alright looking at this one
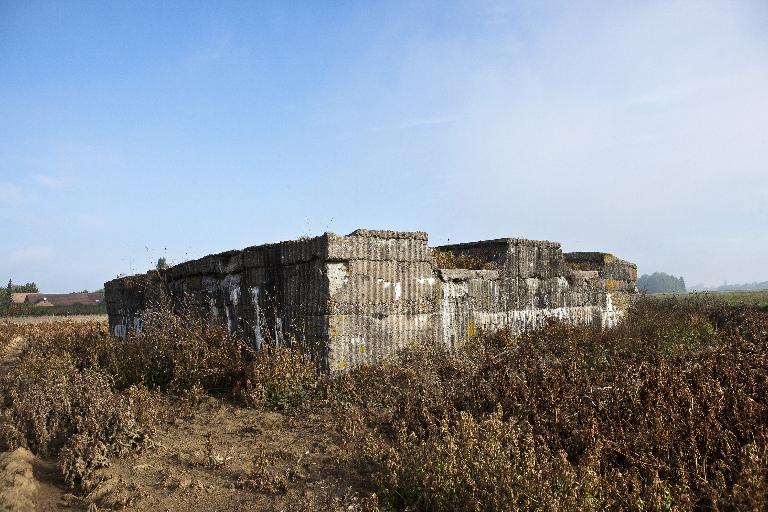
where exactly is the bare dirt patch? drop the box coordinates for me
[0,336,25,373]
[0,448,37,511]
[74,398,371,511]
[0,447,64,512]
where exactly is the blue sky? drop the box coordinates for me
[1,0,767,292]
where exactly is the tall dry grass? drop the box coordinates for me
[331,298,768,511]
[0,305,317,491]
[1,298,767,510]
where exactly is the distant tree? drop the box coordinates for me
[0,281,41,315]
[0,280,12,315]
[11,282,38,293]
[637,272,687,294]
[156,257,169,270]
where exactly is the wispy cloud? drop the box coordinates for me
[7,246,53,266]
[318,0,768,286]
[33,174,75,189]
[76,213,107,230]
[374,115,459,131]
[0,182,24,205]
[184,31,235,68]
[480,0,516,27]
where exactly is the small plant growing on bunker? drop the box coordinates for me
[431,249,496,270]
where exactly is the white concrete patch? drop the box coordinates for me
[209,298,219,318]
[601,293,624,328]
[249,286,263,350]
[327,263,349,297]
[275,317,284,346]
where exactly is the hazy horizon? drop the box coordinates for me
[2,1,767,293]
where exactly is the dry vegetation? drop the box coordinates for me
[431,249,496,270]
[651,290,768,309]
[1,298,767,511]
[0,314,108,325]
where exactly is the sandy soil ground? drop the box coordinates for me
[0,336,26,373]
[0,332,373,511]
[77,399,372,511]
[1,399,370,511]
[0,399,371,512]
[0,448,63,512]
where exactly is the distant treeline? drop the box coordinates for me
[690,281,768,292]
[0,279,106,317]
[0,280,39,314]
[637,272,686,294]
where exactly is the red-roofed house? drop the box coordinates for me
[20,292,104,307]
[10,293,31,304]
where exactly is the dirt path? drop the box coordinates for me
[81,398,373,511]
[0,448,37,511]
[0,336,67,511]
[0,336,25,373]
[0,336,39,512]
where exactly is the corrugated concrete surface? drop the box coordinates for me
[105,229,637,371]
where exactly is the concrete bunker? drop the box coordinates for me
[105,229,637,371]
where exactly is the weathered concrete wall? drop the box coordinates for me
[432,239,636,351]
[104,271,166,338]
[325,230,440,369]
[105,229,637,370]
